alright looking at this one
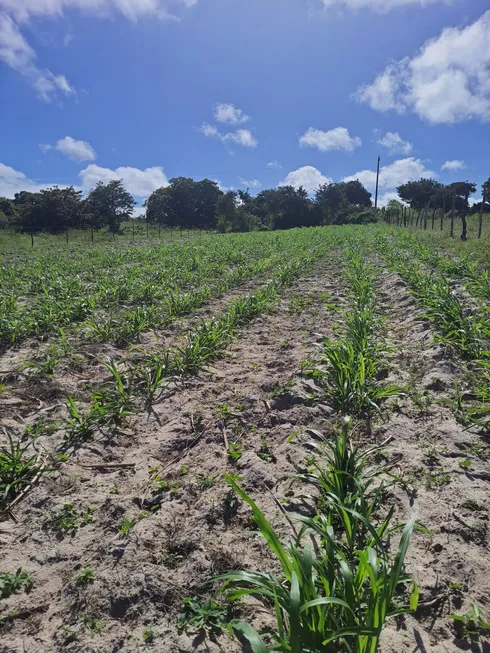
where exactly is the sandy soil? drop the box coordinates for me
[1,254,489,652]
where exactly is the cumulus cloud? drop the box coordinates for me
[299,127,362,152]
[356,11,490,124]
[79,164,168,197]
[39,143,52,153]
[224,129,257,148]
[200,123,258,148]
[377,131,412,155]
[441,159,466,171]
[279,166,332,193]
[0,161,62,197]
[213,103,249,125]
[0,13,75,101]
[238,178,261,188]
[322,0,443,11]
[266,160,282,169]
[55,136,96,162]
[343,157,435,192]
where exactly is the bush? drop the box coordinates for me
[348,209,379,225]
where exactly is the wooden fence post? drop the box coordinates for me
[450,197,455,238]
[479,192,486,240]
[460,209,468,241]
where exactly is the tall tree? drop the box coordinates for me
[397,178,442,210]
[447,181,477,210]
[315,183,349,224]
[13,186,83,233]
[341,180,372,207]
[86,180,135,232]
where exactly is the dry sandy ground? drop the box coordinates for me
[1,256,489,653]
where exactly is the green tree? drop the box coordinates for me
[85,180,135,233]
[341,180,372,207]
[315,183,348,224]
[447,181,477,210]
[13,186,83,233]
[397,178,442,210]
[0,197,16,228]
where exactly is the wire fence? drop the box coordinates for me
[0,221,206,254]
[382,205,490,241]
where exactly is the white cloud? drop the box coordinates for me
[469,196,482,207]
[1,0,197,99]
[79,164,168,197]
[213,103,249,125]
[343,157,435,192]
[55,136,96,162]
[377,191,407,208]
[377,131,412,155]
[441,159,466,171]
[0,13,75,101]
[200,123,258,148]
[299,127,362,152]
[39,143,52,153]
[266,160,282,169]
[356,11,490,124]
[212,179,234,193]
[132,205,147,218]
[224,129,257,148]
[0,0,196,23]
[238,177,261,188]
[322,0,443,11]
[199,122,219,137]
[279,166,332,193]
[0,161,65,197]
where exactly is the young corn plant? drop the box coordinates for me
[212,469,417,652]
[0,429,50,511]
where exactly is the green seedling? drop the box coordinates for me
[0,568,34,598]
[76,568,95,586]
[177,596,229,634]
[227,442,243,462]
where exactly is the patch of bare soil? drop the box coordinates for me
[374,269,490,653]
[0,259,345,652]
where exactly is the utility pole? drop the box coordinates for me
[374,156,380,209]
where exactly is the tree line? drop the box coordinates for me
[0,177,376,234]
[1,174,488,235]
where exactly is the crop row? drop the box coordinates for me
[198,239,417,651]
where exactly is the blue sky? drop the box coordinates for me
[1,0,490,212]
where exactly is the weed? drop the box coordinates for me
[227,442,243,462]
[143,627,155,644]
[257,436,275,463]
[195,474,216,490]
[424,470,452,489]
[449,604,490,641]
[46,503,95,534]
[0,568,34,598]
[76,568,95,585]
[177,596,229,634]
[118,517,136,536]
